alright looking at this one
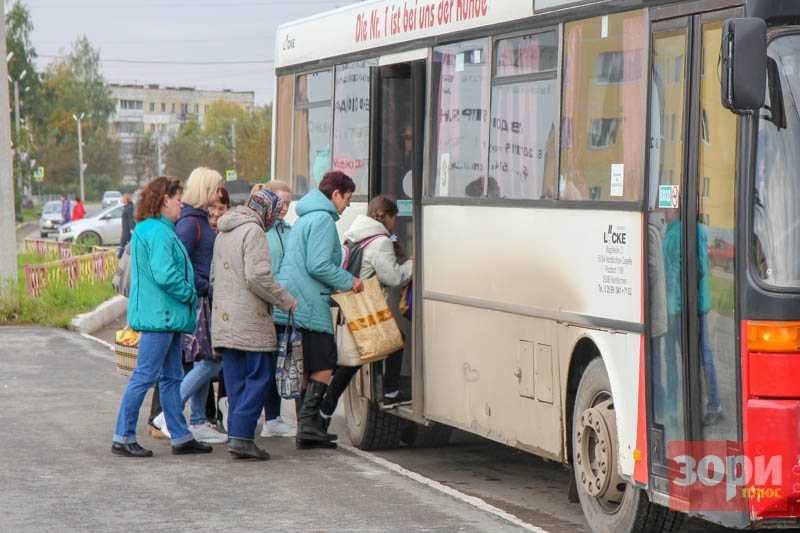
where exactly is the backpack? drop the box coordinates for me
[342,235,384,277]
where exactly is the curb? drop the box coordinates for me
[69,295,127,335]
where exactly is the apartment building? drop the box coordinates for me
[108,83,255,181]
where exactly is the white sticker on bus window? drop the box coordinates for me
[455,53,465,72]
[610,164,624,197]
[658,185,680,209]
[439,153,450,196]
[397,199,413,217]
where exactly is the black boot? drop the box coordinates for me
[228,438,270,460]
[296,380,337,447]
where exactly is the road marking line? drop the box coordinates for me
[80,332,116,352]
[339,443,551,533]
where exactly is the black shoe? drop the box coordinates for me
[297,381,337,442]
[172,438,213,455]
[112,442,153,458]
[227,438,270,460]
[296,437,338,450]
[382,389,411,407]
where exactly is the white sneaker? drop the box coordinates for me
[190,422,229,444]
[260,416,296,438]
[152,412,171,439]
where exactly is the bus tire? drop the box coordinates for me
[344,379,404,450]
[401,421,452,448]
[572,357,684,533]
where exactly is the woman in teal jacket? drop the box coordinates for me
[112,177,211,458]
[274,171,363,448]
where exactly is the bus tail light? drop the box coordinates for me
[742,321,800,521]
[747,321,800,352]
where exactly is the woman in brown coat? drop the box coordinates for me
[211,189,297,460]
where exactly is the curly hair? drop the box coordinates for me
[135,177,183,222]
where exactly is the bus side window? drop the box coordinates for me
[559,10,647,202]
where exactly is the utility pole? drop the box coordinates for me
[73,113,85,202]
[13,80,20,194]
[230,121,237,168]
[0,0,20,295]
[156,135,163,176]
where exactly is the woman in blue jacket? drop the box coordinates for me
[274,171,363,449]
[111,177,211,458]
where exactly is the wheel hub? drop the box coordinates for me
[575,398,624,506]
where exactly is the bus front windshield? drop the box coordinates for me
[754,33,800,288]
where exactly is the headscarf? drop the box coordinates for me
[247,189,283,231]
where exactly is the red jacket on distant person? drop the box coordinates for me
[72,200,85,221]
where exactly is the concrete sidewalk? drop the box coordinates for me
[0,327,527,533]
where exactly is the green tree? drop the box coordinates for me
[204,101,272,181]
[131,132,157,187]
[36,36,122,195]
[164,120,230,180]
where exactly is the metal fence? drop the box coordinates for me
[23,238,73,259]
[23,249,118,298]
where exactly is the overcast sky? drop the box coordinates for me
[22,0,353,106]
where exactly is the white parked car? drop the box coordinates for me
[57,204,124,246]
[39,200,65,238]
[101,190,122,209]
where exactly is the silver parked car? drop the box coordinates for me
[57,204,124,246]
[39,200,65,238]
[101,190,122,209]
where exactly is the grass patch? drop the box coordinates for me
[21,207,39,222]
[0,253,116,328]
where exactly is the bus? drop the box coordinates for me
[272,1,800,531]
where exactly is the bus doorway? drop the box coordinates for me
[344,56,435,449]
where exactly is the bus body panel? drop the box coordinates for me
[421,205,643,468]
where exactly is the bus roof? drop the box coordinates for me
[275,0,536,69]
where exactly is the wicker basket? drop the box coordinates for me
[115,327,140,377]
[115,343,137,376]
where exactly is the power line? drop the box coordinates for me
[27,1,351,7]
[38,54,274,65]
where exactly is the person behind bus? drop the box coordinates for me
[111,177,210,457]
[251,180,297,438]
[119,193,135,259]
[211,189,297,460]
[72,196,86,221]
[319,195,413,420]
[274,171,364,449]
[61,194,72,224]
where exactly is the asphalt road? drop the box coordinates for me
[0,327,533,533]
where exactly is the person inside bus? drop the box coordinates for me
[662,209,722,426]
[319,195,413,419]
[273,171,364,449]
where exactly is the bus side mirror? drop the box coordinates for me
[721,17,767,112]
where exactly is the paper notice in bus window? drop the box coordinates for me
[439,153,450,196]
[455,53,465,72]
[610,164,624,197]
[658,185,680,209]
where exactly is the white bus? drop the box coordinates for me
[273,1,800,531]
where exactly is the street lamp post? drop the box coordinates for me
[72,113,85,202]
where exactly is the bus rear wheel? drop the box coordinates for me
[344,370,405,450]
[572,358,684,533]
